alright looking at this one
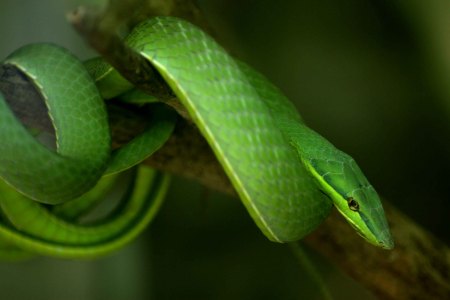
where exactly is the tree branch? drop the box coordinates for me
[305,203,450,299]
[68,1,449,299]
[108,102,450,299]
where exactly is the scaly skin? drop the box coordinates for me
[0,168,170,259]
[0,16,393,258]
[126,17,333,242]
[238,62,393,248]
[0,45,175,258]
[0,44,111,204]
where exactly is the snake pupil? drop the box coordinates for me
[347,197,360,211]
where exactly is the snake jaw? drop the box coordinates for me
[301,153,394,249]
[337,185,394,250]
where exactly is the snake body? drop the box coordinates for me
[0,17,393,258]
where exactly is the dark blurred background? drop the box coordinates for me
[0,0,448,299]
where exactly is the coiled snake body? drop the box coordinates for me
[0,17,393,259]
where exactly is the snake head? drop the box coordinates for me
[305,154,394,250]
[341,184,394,249]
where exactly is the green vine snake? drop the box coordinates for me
[0,17,393,259]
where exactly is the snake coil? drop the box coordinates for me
[0,17,393,259]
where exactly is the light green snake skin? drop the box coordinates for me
[0,17,393,259]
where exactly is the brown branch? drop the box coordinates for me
[68,1,450,299]
[109,87,450,300]
[67,0,215,119]
[67,1,161,92]
[305,203,450,300]
[108,103,233,194]
[67,0,187,118]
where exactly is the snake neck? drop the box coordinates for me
[290,125,394,249]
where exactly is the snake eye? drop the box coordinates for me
[347,197,359,211]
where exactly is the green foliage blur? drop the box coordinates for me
[0,0,448,299]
